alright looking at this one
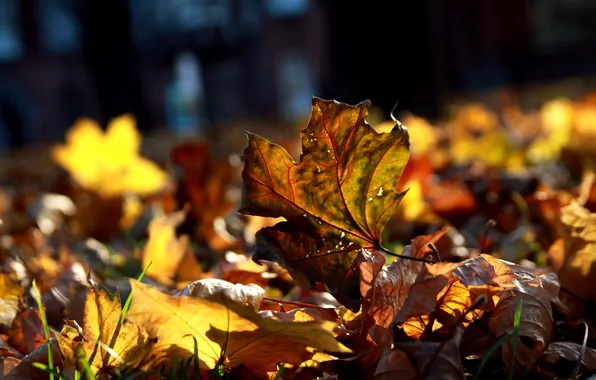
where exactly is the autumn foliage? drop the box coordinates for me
[1,95,596,380]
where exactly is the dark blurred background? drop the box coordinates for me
[1,0,596,149]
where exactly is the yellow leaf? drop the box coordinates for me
[126,280,351,375]
[57,286,150,376]
[449,129,510,166]
[373,115,439,156]
[142,209,204,287]
[52,114,169,197]
[0,274,21,326]
[557,201,596,302]
[401,179,425,221]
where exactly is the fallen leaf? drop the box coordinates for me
[241,97,410,310]
[376,325,466,380]
[2,338,63,380]
[171,141,239,250]
[126,279,351,375]
[142,209,204,287]
[366,228,450,331]
[373,347,417,380]
[52,114,170,197]
[556,200,596,302]
[0,274,21,327]
[175,278,265,311]
[8,307,49,355]
[394,254,556,370]
[537,341,596,378]
[57,286,150,376]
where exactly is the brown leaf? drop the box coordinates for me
[538,341,596,378]
[2,338,63,380]
[366,228,450,331]
[373,347,417,380]
[241,97,411,311]
[8,307,50,355]
[394,254,556,370]
[375,326,465,380]
[171,141,238,250]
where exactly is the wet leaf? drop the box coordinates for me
[241,97,410,308]
[126,279,351,374]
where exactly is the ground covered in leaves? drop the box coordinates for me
[1,95,596,379]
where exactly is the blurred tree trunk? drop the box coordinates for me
[80,0,149,131]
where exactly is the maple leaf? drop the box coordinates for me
[57,286,151,376]
[126,279,351,375]
[52,114,170,198]
[240,97,412,308]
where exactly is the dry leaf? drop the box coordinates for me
[0,274,21,327]
[57,286,150,376]
[557,201,596,302]
[126,279,351,375]
[394,254,556,371]
[175,278,265,311]
[142,209,204,287]
[376,325,466,380]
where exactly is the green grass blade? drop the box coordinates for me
[78,348,96,380]
[473,333,511,380]
[272,360,286,380]
[191,335,201,380]
[121,260,152,322]
[32,280,54,380]
[31,363,64,379]
[509,299,523,380]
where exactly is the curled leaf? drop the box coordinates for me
[175,278,265,311]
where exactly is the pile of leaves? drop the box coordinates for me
[0,95,596,380]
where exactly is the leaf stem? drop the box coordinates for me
[378,246,435,263]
